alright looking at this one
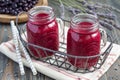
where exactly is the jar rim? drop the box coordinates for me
[71,13,99,31]
[28,6,55,21]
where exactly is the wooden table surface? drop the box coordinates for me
[0,0,120,80]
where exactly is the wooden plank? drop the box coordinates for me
[13,62,21,80]
[24,67,33,80]
[5,25,13,40]
[0,24,6,43]
[104,57,120,80]
[2,60,15,80]
[0,53,8,79]
[0,24,9,79]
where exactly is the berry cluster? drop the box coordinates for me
[0,0,38,15]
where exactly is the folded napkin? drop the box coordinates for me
[0,39,120,80]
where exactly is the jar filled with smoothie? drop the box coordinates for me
[67,14,101,69]
[27,6,59,59]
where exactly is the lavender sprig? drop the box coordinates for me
[76,0,87,5]
[97,12,116,20]
[99,20,113,30]
[96,3,120,14]
[100,14,120,30]
[67,6,78,15]
[107,18,120,30]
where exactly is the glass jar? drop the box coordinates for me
[27,6,59,59]
[67,14,101,69]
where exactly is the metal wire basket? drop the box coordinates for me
[18,19,113,73]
